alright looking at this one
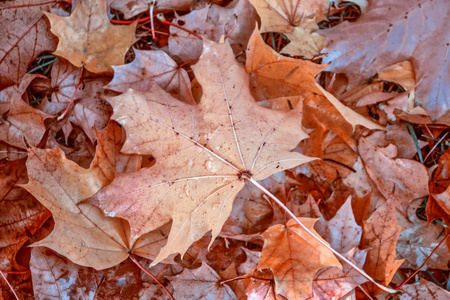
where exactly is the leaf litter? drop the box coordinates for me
[1,0,450,299]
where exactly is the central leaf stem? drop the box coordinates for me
[246,176,397,294]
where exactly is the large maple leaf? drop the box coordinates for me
[92,39,315,265]
[321,0,450,119]
[44,0,137,73]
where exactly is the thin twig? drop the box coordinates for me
[246,176,398,294]
[0,271,19,300]
[57,67,84,121]
[423,132,448,163]
[395,230,450,290]
[129,256,175,300]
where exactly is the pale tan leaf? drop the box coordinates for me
[44,0,137,73]
[20,124,131,270]
[258,218,342,300]
[92,39,314,266]
[248,0,329,33]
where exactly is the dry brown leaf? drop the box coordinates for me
[30,247,170,300]
[321,0,450,119]
[168,262,238,299]
[397,278,450,299]
[168,0,256,62]
[249,0,328,57]
[310,248,368,300]
[317,197,362,253]
[0,0,57,89]
[105,49,194,104]
[0,158,50,271]
[249,0,328,32]
[44,0,137,73]
[396,199,450,270]
[109,0,195,19]
[361,199,404,296]
[246,27,326,103]
[37,59,113,142]
[0,74,49,149]
[281,20,328,59]
[20,124,131,270]
[92,39,314,265]
[258,218,342,300]
[315,83,384,131]
[358,133,429,213]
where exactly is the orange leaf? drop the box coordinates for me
[258,218,342,300]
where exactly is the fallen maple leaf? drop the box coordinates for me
[358,132,429,213]
[361,199,404,296]
[321,0,450,119]
[105,48,195,104]
[0,158,50,271]
[109,0,195,19]
[44,0,137,73]
[249,0,329,58]
[397,278,450,299]
[258,218,342,300]
[0,0,57,89]
[246,27,326,104]
[310,248,368,300]
[396,199,450,270]
[91,39,314,266]
[168,262,238,299]
[30,247,167,299]
[36,59,113,142]
[0,74,49,149]
[168,0,256,62]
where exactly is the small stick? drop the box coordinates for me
[0,271,19,300]
[395,230,450,290]
[247,176,398,294]
[157,13,203,40]
[129,256,175,300]
[224,15,238,41]
[57,67,84,121]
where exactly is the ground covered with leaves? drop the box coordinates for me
[1,0,450,299]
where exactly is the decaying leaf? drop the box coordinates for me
[168,262,238,300]
[0,0,57,89]
[105,49,194,104]
[321,0,450,119]
[258,218,342,300]
[311,248,368,300]
[20,124,130,270]
[44,0,137,73]
[246,27,326,104]
[109,0,195,19]
[168,0,256,62]
[0,74,49,149]
[397,278,450,299]
[361,200,404,296]
[92,39,315,265]
[249,0,328,57]
[358,132,429,213]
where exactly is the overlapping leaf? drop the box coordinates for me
[44,0,137,73]
[321,0,450,119]
[92,39,315,265]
